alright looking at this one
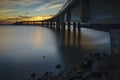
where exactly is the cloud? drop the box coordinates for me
[0,18,20,24]
[7,18,22,20]
[0,9,16,14]
[18,15,32,19]
[24,12,29,15]
[0,0,67,24]
[49,4,64,9]
[0,17,22,22]
[0,0,42,10]
[0,15,32,24]
[0,0,66,15]
[35,0,65,11]
[0,20,7,23]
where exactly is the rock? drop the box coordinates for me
[55,64,61,69]
[106,69,120,80]
[97,54,120,73]
[30,73,36,79]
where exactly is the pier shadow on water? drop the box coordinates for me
[54,28,111,66]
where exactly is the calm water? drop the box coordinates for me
[0,25,110,80]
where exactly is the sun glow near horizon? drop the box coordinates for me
[0,15,53,24]
[0,0,67,24]
[29,15,53,21]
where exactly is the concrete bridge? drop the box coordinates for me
[14,0,120,54]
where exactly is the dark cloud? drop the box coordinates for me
[0,20,6,22]
[0,16,30,23]
[18,15,32,19]
[0,18,22,22]
[0,0,67,24]
[24,12,29,15]
[7,18,21,20]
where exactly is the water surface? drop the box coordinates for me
[0,25,110,80]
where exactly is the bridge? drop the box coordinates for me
[14,0,120,54]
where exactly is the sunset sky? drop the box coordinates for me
[0,0,67,24]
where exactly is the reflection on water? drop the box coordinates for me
[54,28,110,67]
[0,26,63,80]
[81,28,111,53]
[0,25,110,80]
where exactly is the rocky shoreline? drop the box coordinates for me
[24,53,120,80]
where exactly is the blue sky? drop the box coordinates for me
[0,0,67,24]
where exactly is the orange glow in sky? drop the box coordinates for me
[29,16,52,21]
[0,0,66,24]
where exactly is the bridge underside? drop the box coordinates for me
[13,0,120,54]
[89,0,120,24]
[69,0,120,25]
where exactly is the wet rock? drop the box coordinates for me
[97,54,120,73]
[81,72,93,79]
[30,73,36,79]
[26,53,120,80]
[24,78,26,80]
[106,69,120,80]
[55,64,61,69]
[37,78,41,80]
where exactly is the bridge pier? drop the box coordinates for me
[77,22,81,49]
[48,22,50,27]
[110,30,120,54]
[56,21,60,31]
[56,17,61,31]
[48,22,50,28]
[78,22,81,32]
[68,22,71,31]
[42,21,43,26]
[52,22,55,29]
[47,22,49,27]
[62,22,66,31]
[26,21,28,25]
[73,22,76,32]
[50,22,52,28]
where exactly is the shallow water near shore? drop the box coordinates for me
[0,25,110,80]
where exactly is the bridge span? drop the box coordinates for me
[14,0,120,54]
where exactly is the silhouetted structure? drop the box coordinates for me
[13,0,120,54]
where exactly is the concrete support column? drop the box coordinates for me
[73,22,76,31]
[56,17,60,31]
[26,21,28,25]
[62,22,66,31]
[42,21,43,26]
[48,21,50,28]
[50,22,52,28]
[60,14,65,30]
[52,22,55,29]
[56,21,60,31]
[78,22,81,32]
[44,21,47,27]
[110,30,120,54]
[68,22,71,31]
[59,16,62,29]
[77,22,81,49]
[46,22,49,27]
[33,21,35,25]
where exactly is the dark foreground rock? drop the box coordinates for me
[25,53,120,80]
